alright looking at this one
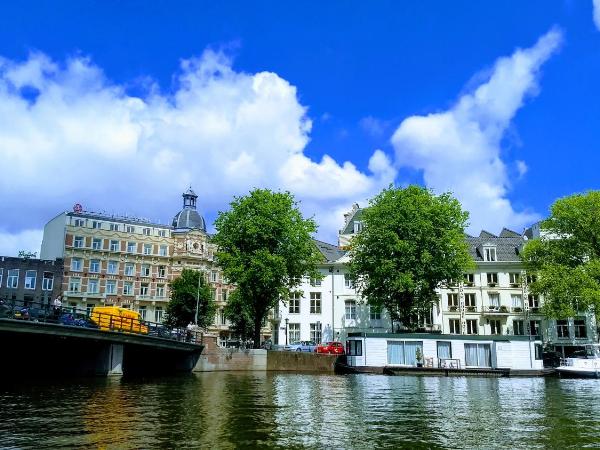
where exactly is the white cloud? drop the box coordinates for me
[594,0,600,30]
[359,116,386,137]
[391,28,562,233]
[0,229,43,257]
[516,160,528,178]
[0,49,394,254]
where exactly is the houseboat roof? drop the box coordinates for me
[347,332,541,342]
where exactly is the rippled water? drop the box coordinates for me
[1,373,599,449]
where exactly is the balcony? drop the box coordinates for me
[268,310,282,322]
[465,306,477,313]
[512,307,523,313]
[447,306,459,312]
[484,306,509,315]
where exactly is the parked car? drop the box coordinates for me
[285,340,318,352]
[316,341,345,355]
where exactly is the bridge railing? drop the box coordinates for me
[0,298,202,345]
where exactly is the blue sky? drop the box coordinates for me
[0,1,599,254]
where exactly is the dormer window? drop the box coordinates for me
[354,221,363,234]
[484,246,497,262]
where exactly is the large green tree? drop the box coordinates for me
[349,185,473,330]
[222,290,254,342]
[212,189,321,348]
[165,268,216,328]
[521,191,600,318]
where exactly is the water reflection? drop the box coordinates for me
[2,374,600,448]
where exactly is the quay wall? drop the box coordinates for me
[266,351,338,372]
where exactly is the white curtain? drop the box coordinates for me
[478,344,491,367]
[388,341,404,364]
[465,344,479,366]
[437,341,452,359]
[404,342,422,365]
[465,343,491,367]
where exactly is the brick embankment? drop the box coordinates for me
[266,351,339,373]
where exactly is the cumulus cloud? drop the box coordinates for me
[391,28,562,233]
[0,49,395,254]
[594,0,600,30]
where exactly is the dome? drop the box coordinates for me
[172,187,206,231]
[172,208,206,231]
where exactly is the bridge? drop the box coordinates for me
[0,301,204,377]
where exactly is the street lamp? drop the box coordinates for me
[285,318,289,346]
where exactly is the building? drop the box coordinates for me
[0,255,63,306]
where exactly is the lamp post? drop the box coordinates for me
[285,318,289,346]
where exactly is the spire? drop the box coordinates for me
[182,186,198,210]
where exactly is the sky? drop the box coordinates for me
[1,1,600,256]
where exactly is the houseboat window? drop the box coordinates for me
[575,319,587,339]
[437,341,452,359]
[387,341,423,366]
[347,340,362,356]
[557,320,570,338]
[535,344,543,360]
[464,343,491,367]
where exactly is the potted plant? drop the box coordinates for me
[415,347,423,367]
[499,305,508,313]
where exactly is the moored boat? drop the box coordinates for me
[557,345,600,378]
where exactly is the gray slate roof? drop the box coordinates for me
[466,230,524,262]
[313,239,347,262]
[340,208,364,235]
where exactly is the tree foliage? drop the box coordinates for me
[521,191,600,318]
[223,290,254,341]
[349,185,473,329]
[212,189,321,348]
[165,268,216,328]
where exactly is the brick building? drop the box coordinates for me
[0,256,63,306]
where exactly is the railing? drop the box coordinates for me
[0,298,201,344]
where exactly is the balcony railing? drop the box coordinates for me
[466,306,477,312]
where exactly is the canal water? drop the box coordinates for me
[1,373,599,449]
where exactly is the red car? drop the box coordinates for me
[315,341,345,355]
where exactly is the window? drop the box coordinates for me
[466,319,478,335]
[90,259,100,273]
[289,292,301,314]
[105,280,116,295]
[221,289,228,302]
[465,293,476,308]
[288,323,300,343]
[530,320,541,336]
[490,319,501,335]
[138,306,147,320]
[210,271,218,283]
[0,268,3,286]
[535,344,543,360]
[344,300,356,320]
[486,273,498,286]
[310,293,322,314]
[344,274,353,288]
[488,293,500,309]
[73,219,84,227]
[7,269,19,288]
[575,319,587,339]
[92,238,102,250]
[92,221,102,229]
[109,223,119,231]
[110,240,119,252]
[155,307,163,323]
[71,258,82,272]
[464,273,474,286]
[69,277,81,292]
[24,270,36,289]
[370,305,381,321]
[156,284,165,298]
[354,221,363,233]
[513,320,525,336]
[526,274,537,284]
[219,309,226,325]
[557,320,570,338]
[310,277,321,287]
[464,343,491,367]
[159,245,168,256]
[484,247,497,262]
[448,293,459,309]
[141,264,151,277]
[42,272,53,291]
[449,319,460,334]
[124,263,134,276]
[346,340,363,356]
[107,260,118,274]
[387,341,423,366]
[437,341,452,359]
[126,225,135,233]
[127,241,136,253]
[142,227,151,236]
[511,294,523,311]
[74,236,84,248]
[123,281,133,296]
[509,273,521,286]
[158,229,166,237]
[310,322,322,343]
[143,244,152,255]
[158,265,166,278]
[140,283,149,297]
[88,279,99,294]
[528,295,540,310]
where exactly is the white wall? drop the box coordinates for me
[40,212,67,259]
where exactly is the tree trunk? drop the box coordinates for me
[253,317,262,349]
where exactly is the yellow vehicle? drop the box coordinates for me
[90,306,148,334]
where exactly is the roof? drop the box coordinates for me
[467,230,524,262]
[172,208,206,231]
[67,211,170,229]
[313,239,346,263]
[340,207,364,235]
[347,332,540,342]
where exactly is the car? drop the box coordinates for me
[315,341,345,355]
[285,340,318,352]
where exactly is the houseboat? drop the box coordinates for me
[556,344,600,378]
[343,332,544,376]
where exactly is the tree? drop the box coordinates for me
[165,268,216,328]
[521,191,600,319]
[222,290,254,342]
[212,189,321,348]
[349,185,473,330]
